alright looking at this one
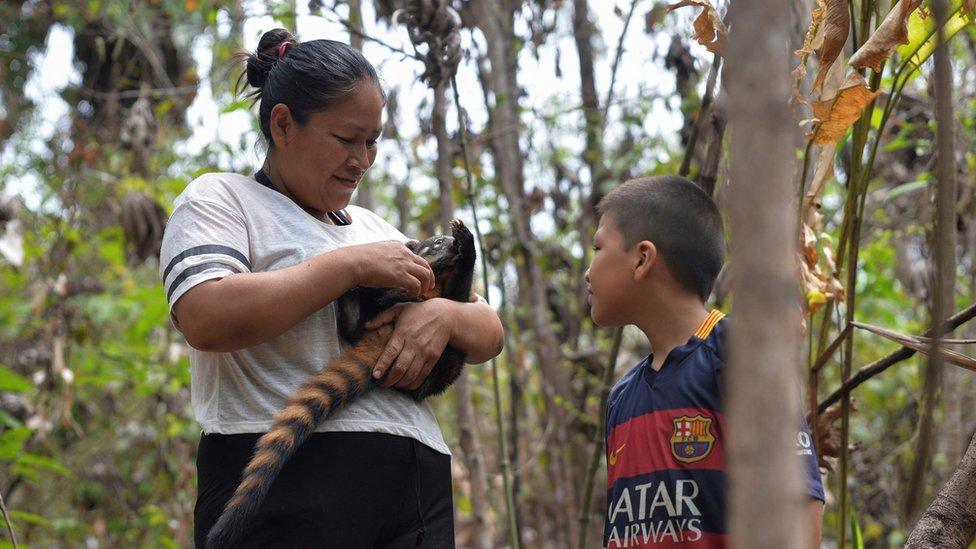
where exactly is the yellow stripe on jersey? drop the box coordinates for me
[694,309,725,340]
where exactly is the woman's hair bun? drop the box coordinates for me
[244,28,297,90]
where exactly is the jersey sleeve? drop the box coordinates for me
[159,198,252,319]
[710,320,824,502]
[796,416,826,502]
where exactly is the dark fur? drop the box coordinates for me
[205,220,475,548]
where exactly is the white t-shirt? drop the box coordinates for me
[159,172,449,455]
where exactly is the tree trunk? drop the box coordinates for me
[346,0,374,211]
[472,1,577,546]
[724,0,809,547]
[571,0,608,360]
[904,0,958,525]
[905,433,976,548]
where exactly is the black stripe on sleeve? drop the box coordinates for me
[162,245,251,282]
[166,262,242,302]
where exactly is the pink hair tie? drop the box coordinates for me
[278,41,289,58]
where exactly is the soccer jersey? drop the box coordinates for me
[604,310,825,548]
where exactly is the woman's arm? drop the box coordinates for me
[365,296,505,389]
[173,241,434,352]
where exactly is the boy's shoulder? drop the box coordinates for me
[700,314,729,365]
[608,312,729,410]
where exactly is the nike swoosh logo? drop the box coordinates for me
[609,444,626,466]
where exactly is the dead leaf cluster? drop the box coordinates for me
[394,0,463,87]
[666,0,726,55]
[120,193,168,266]
[849,0,923,72]
[800,217,845,313]
[815,401,857,471]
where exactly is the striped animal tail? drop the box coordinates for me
[205,334,384,548]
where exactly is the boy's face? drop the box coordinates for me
[585,215,635,327]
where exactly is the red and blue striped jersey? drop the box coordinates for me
[604,310,825,548]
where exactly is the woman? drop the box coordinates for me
[159,28,503,548]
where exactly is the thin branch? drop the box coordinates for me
[601,0,643,126]
[679,53,722,177]
[74,84,200,100]
[817,303,976,415]
[0,486,18,548]
[811,323,853,374]
[321,9,422,61]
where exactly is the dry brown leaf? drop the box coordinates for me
[812,0,851,94]
[796,0,827,58]
[792,0,824,103]
[667,0,727,54]
[808,72,880,145]
[852,321,976,372]
[849,0,922,72]
[803,143,838,222]
[791,63,808,105]
[966,0,975,13]
[814,401,857,471]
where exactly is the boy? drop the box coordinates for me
[585,176,824,548]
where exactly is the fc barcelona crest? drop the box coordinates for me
[670,415,715,464]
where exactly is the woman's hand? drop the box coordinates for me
[342,240,434,297]
[366,299,456,390]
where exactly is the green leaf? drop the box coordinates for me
[884,180,928,200]
[16,453,71,477]
[849,505,865,549]
[221,98,251,114]
[9,510,53,529]
[0,364,32,393]
[0,427,31,460]
[0,410,22,429]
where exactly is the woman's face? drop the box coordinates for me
[271,80,384,215]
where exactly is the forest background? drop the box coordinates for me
[0,0,975,547]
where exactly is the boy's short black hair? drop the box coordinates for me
[597,175,725,302]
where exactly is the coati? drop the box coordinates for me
[205,219,476,549]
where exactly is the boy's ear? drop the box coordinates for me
[633,240,657,282]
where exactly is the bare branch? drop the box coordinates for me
[817,303,976,415]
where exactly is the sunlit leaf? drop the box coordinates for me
[0,363,32,393]
[850,0,922,72]
[897,1,970,75]
[850,506,865,549]
[667,0,727,54]
[0,427,30,460]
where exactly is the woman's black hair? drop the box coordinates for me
[238,28,384,145]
